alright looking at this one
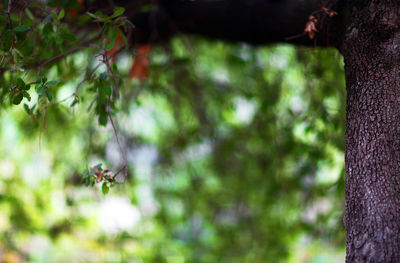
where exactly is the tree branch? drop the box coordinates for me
[129,0,343,47]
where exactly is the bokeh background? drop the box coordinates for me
[0,35,346,262]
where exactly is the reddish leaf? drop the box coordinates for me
[304,16,318,39]
[129,45,152,81]
[106,31,124,60]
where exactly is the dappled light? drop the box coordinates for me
[0,1,349,262]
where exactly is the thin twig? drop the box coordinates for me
[7,0,12,14]
[103,52,120,99]
[108,107,128,180]
[32,34,102,71]
[74,46,124,94]
[285,32,307,41]
[37,45,86,68]
[75,63,102,94]
[46,93,75,107]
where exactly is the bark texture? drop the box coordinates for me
[341,0,400,261]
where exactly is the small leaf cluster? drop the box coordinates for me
[41,11,78,44]
[83,71,115,126]
[10,77,31,105]
[0,6,79,72]
[0,2,130,193]
[87,7,131,51]
[82,164,115,195]
[36,76,57,102]
[96,72,112,126]
[16,76,58,119]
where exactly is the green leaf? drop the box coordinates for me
[42,14,53,25]
[99,72,108,81]
[70,98,79,107]
[46,80,59,86]
[25,8,35,20]
[59,27,77,42]
[43,23,53,35]
[58,9,65,20]
[13,25,31,32]
[99,113,108,126]
[23,92,31,101]
[89,169,96,176]
[110,7,125,19]
[45,89,53,101]
[12,48,24,58]
[16,78,25,89]
[112,63,118,72]
[103,85,112,96]
[2,30,13,51]
[22,84,31,91]
[86,12,98,19]
[117,28,128,49]
[102,182,110,194]
[85,177,90,187]
[12,93,23,105]
[87,11,107,22]
[93,163,103,170]
[99,85,108,100]
[105,28,117,51]
[36,85,45,96]
[23,103,31,114]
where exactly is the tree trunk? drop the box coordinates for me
[341,1,400,261]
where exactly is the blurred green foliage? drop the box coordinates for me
[0,1,346,262]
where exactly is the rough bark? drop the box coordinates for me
[340,1,400,261]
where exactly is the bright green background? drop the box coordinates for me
[0,3,346,261]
